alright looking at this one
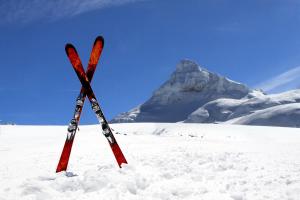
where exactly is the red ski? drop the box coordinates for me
[64,41,127,168]
[56,36,104,172]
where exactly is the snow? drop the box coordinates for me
[185,89,300,127]
[1,123,300,199]
[226,103,300,127]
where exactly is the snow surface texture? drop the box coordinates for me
[112,60,300,128]
[1,124,300,200]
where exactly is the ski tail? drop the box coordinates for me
[110,142,128,168]
[56,139,74,172]
[56,36,104,173]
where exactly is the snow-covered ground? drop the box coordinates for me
[0,123,300,200]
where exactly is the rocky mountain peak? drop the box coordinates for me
[175,59,202,73]
[166,59,210,93]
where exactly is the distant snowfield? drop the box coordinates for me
[0,123,300,200]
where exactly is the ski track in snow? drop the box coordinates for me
[0,123,300,200]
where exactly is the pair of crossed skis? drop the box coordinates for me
[56,36,127,173]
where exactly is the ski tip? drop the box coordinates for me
[94,36,104,47]
[65,43,77,56]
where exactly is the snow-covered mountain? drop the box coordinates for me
[186,90,300,127]
[112,59,254,123]
[112,59,300,128]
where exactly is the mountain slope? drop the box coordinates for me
[112,59,253,123]
[185,89,300,127]
[226,103,300,127]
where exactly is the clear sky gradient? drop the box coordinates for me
[1,0,300,125]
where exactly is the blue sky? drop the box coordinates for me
[1,0,300,125]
